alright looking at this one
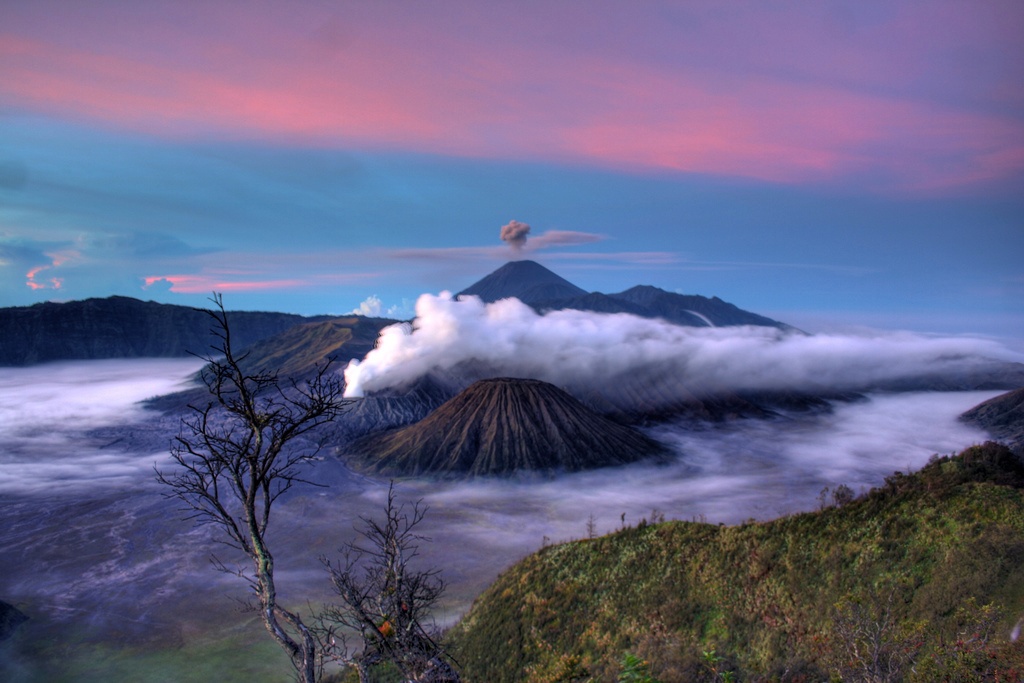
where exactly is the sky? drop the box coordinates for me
[1,1,1022,341]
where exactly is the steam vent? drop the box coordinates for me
[349,377,666,477]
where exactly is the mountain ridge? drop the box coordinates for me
[961,387,1024,456]
[0,296,341,366]
[457,259,793,329]
[448,441,1024,680]
[1,261,792,366]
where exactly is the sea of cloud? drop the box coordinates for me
[0,346,1007,679]
[411,389,999,543]
[0,358,205,495]
[334,292,1017,573]
[2,300,1015,505]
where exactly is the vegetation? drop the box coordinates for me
[156,295,457,682]
[156,294,351,682]
[448,442,1024,681]
[320,483,460,682]
[236,317,392,379]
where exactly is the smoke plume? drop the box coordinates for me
[343,293,1022,401]
[500,220,531,250]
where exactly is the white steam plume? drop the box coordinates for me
[343,293,1022,399]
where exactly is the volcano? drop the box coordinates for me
[348,377,667,477]
[457,260,792,329]
[457,259,587,305]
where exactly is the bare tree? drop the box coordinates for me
[320,483,460,682]
[828,579,924,683]
[156,293,350,683]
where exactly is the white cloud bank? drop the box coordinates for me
[344,293,1023,399]
[410,390,1001,550]
[0,358,205,495]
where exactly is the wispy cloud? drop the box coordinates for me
[25,249,77,290]
[680,259,876,276]
[542,252,871,274]
[383,229,606,262]
[527,230,603,249]
[1,236,74,293]
[384,246,508,262]
[142,275,307,294]
[142,254,383,295]
[542,252,681,266]
[1,224,386,304]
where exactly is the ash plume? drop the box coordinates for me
[500,220,531,250]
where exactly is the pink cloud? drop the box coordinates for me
[24,250,76,290]
[25,265,62,291]
[2,2,1021,193]
[142,258,380,294]
[0,35,439,144]
[143,275,307,294]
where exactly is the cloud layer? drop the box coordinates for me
[3,2,1021,191]
[0,358,204,495]
[344,294,1022,403]
[0,357,1000,678]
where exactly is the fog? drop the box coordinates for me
[409,390,1000,543]
[0,359,206,495]
[0,357,1008,681]
[344,294,1021,404]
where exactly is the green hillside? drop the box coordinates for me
[448,443,1024,682]
[236,316,394,378]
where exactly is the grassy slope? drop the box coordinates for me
[448,443,1024,681]
[238,316,394,378]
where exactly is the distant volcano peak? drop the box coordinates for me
[455,260,792,329]
[457,260,587,305]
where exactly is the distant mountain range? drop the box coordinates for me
[0,260,787,367]
[458,260,793,329]
[0,296,353,366]
[6,261,1023,478]
[961,388,1024,456]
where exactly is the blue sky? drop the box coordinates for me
[1,1,1022,341]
